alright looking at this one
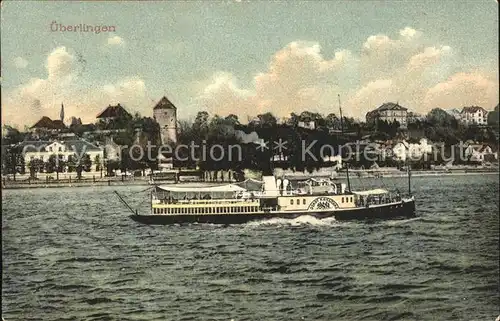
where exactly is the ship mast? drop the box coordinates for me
[407,155,412,196]
[338,94,351,193]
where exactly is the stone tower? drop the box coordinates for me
[153,96,177,145]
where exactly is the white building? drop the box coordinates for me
[461,106,488,125]
[298,121,316,130]
[392,138,433,161]
[104,137,121,161]
[366,102,408,127]
[464,143,498,163]
[21,139,104,172]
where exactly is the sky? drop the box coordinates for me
[1,0,498,128]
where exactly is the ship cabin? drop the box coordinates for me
[259,176,401,212]
[151,184,260,215]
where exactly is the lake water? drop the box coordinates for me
[2,174,499,321]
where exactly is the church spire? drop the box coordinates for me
[60,103,65,122]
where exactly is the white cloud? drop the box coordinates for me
[198,41,354,120]
[107,35,125,46]
[13,57,28,69]
[407,46,452,72]
[2,46,149,127]
[46,46,75,81]
[424,72,499,110]
[347,79,394,117]
[399,27,421,40]
[196,26,497,120]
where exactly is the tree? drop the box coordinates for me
[105,159,120,176]
[3,145,25,179]
[82,154,92,172]
[45,154,57,173]
[287,113,300,127]
[325,113,340,130]
[67,153,90,178]
[225,114,240,126]
[426,108,458,128]
[28,158,44,178]
[253,112,277,128]
[193,111,210,139]
[487,104,499,128]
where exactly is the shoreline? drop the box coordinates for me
[1,170,498,190]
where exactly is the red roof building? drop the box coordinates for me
[96,103,132,120]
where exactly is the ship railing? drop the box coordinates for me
[354,192,403,207]
[154,198,260,205]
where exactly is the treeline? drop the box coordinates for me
[2,107,498,176]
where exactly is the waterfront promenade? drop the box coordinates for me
[2,168,498,189]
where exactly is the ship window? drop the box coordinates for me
[296,199,300,205]
[303,199,306,205]
[290,199,294,205]
[350,197,353,203]
[341,197,344,203]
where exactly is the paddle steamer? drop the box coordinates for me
[124,95,415,225]
[127,176,415,225]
